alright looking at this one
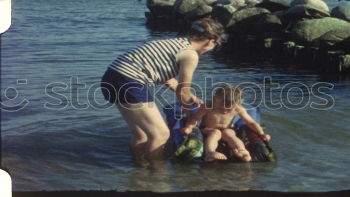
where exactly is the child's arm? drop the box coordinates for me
[165,78,178,92]
[181,104,207,135]
[236,106,271,142]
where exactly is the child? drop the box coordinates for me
[181,84,271,162]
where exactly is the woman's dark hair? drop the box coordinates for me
[188,18,228,46]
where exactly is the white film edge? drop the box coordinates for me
[0,169,12,197]
[0,0,12,34]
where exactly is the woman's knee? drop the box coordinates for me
[148,126,170,143]
[132,133,148,145]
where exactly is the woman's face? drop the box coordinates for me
[199,39,217,54]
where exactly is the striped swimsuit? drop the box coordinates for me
[108,37,193,86]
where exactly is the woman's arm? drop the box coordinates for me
[176,49,203,116]
[182,104,207,135]
[236,106,271,141]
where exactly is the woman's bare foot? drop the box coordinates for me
[234,149,251,162]
[205,152,227,162]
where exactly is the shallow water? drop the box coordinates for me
[1,0,350,192]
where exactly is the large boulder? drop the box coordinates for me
[204,0,218,5]
[174,0,213,18]
[147,0,176,16]
[245,0,259,7]
[257,0,291,13]
[331,6,350,22]
[290,17,350,44]
[216,0,232,4]
[254,13,284,35]
[185,4,213,19]
[315,30,350,50]
[285,4,330,20]
[227,7,271,34]
[216,0,253,9]
[174,0,203,15]
[291,0,329,12]
[212,4,237,26]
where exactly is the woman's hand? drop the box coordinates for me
[181,93,203,116]
[192,94,204,107]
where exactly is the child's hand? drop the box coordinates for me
[181,127,192,135]
[192,95,204,107]
[261,133,271,142]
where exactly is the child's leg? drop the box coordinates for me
[117,102,170,162]
[202,128,227,161]
[221,128,251,162]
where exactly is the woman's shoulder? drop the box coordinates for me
[177,48,198,57]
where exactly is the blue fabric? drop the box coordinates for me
[163,103,260,150]
[232,103,261,131]
[101,68,154,104]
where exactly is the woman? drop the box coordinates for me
[101,18,226,164]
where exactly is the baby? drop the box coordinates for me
[181,84,271,162]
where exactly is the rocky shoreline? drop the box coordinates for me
[145,0,350,74]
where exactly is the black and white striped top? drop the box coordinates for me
[109,37,193,85]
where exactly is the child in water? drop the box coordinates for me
[181,84,271,162]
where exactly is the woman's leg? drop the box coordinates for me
[117,102,170,161]
[128,124,148,166]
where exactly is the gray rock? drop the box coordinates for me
[291,0,329,13]
[316,29,350,49]
[174,0,215,19]
[204,0,218,5]
[255,13,283,33]
[217,0,246,9]
[212,4,237,26]
[227,7,271,34]
[230,0,247,9]
[285,4,330,20]
[174,0,202,15]
[245,0,259,7]
[291,17,350,43]
[185,4,213,19]
[331,6,350,22]
[227,7,271,27]
[216,0,232,4]
[147,0,176,7]
[257,0,290,12]
[147,0,176,16]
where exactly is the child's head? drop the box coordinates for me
[188,18,227,47]
[214,84,243,109]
